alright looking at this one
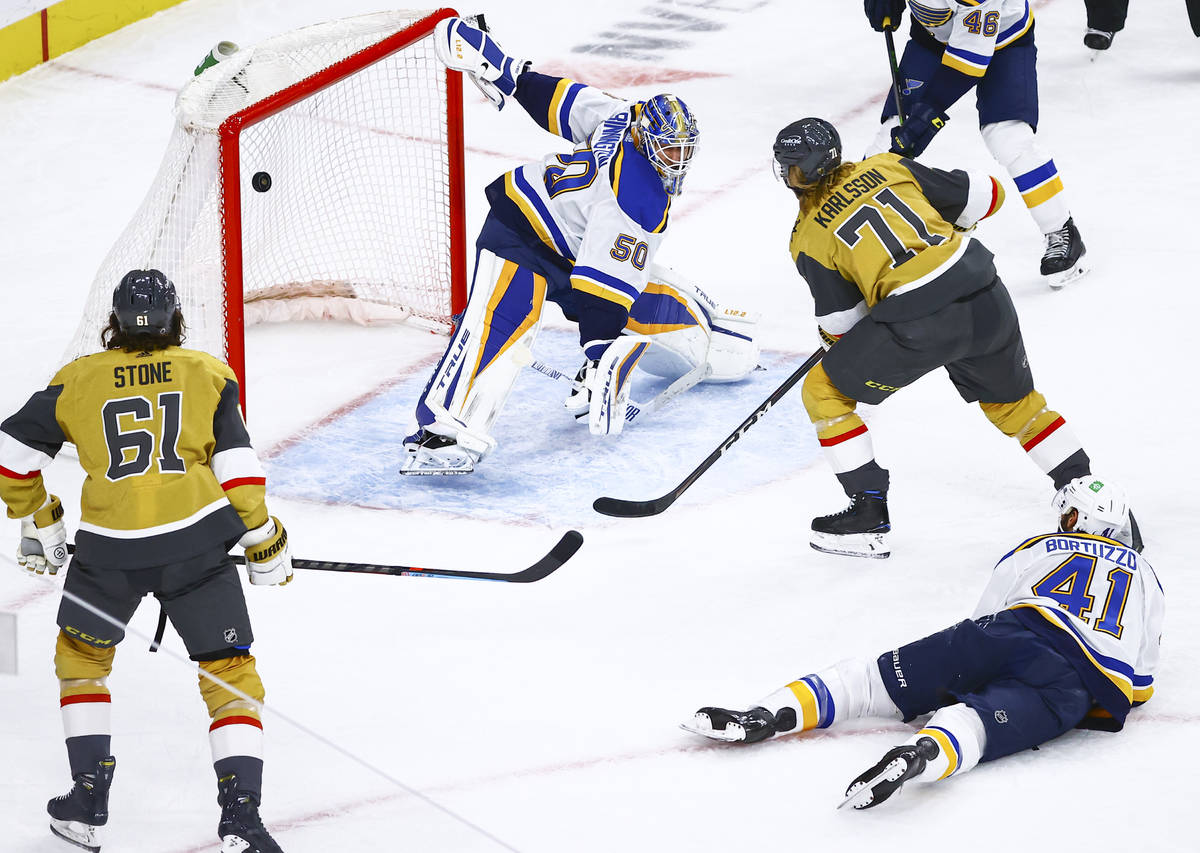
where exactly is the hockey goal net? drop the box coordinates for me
[62,9,466,410]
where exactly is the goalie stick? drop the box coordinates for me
[65,530,583,583]
[593,349,823,518]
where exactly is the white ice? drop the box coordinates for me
[1,0,1197,850]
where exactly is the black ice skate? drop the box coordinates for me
[810,491,891,559]
[1040,216,1089,289]
[1084,28,1114,50]
[218,775,284,853]
[839,736,939,810]
[47,756,115,853]
[680,706,785,743]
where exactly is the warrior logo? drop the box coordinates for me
[224,627,239,644]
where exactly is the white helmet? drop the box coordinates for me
[1051,477,1132,545]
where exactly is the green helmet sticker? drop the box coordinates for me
[1089,480,1104,493]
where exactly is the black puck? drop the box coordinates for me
[251,171,272,192]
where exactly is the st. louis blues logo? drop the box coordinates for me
[909,1,953,27]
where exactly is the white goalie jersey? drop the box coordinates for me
[499,78,672,313]
[972,532,1164,726]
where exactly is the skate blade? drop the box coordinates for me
[50,818,101,852]
[1045,259,1090,290]
[220,834,252,853]
[837,760,905,810]
[679,714,745,742]
[809,531,890,559]
[399,447,476,476]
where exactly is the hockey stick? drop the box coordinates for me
[65,530,583,583]
[592,349,823,518]
[883,18,907,124]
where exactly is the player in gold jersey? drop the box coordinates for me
[773,118,1131,559]
[0,270,289,852]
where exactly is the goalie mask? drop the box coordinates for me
[1052,477,1132,545]
[773,117,842,190]
[112,268,180,335]
[633,94,699,196]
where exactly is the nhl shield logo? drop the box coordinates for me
[223,627,238,644]
[994,709,1009,724]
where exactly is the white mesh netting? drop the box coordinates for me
[63,10,459,367]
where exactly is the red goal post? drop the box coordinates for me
[62,9,468,414]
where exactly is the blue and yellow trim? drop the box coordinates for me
[920,726,961,779]
[1014,160,1064,209]
[911,1,954,27]
[786,674,837,730]
[1011,603,1138,705]
[997,3,1033,48]
[547,77,585,140]
[466,261,546,399]
[943,45,990,77]
[610,140,672,234]
[570,265,640,309]
[625,283,703,335]
[505,169,574,260]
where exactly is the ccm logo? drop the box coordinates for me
[865,380,899,392]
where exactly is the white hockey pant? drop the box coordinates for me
[414,249,547,459]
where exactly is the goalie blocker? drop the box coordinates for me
[402,260,758,475]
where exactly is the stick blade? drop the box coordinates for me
[592,495,674,518]
[508,529,584,582]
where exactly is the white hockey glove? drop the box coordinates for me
[433,16,530,110]
[240,516,293,586]
[17,494,68,576]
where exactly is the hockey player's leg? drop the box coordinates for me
[980,391,1091,489]
[683,657,901,743]
[432,16,530,110]
[50,632,117,852]
[404,251,547,474]
[802,364,891,558]
[842,704,986,809]
[199,657,283,853]
[980,118,1087,288]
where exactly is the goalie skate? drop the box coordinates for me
[680,706,777,743]
[400,430,478,476]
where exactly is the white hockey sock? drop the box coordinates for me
[757,657,901,734]
[981,120,1071,234]
[907,703,986,784]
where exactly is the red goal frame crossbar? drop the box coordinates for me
[218,8,467,415]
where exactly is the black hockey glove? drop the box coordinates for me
[864,0,906,32]
[889,103,949,158]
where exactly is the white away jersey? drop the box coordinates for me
[502,77,672,311]
[907,0,1034,76]
[972,532,1164,725]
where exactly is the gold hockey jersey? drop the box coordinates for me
[789,153,1005,333]
[0,346,268,570]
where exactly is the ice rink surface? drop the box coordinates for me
[1,0,1197,850]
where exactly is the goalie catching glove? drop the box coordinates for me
[433,16,530,110]
[16,494,68,575]
[239,516,293,586]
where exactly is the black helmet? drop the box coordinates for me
[112,269,179,335]
[773,118,842,188]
